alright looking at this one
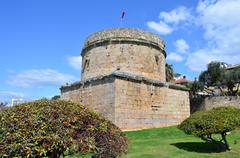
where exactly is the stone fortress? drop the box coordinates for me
[61,28,190,130]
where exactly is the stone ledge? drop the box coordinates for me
[112,71,189,91]
[60,75,115,93]
[60,71,189,93]
[84,28,164,48]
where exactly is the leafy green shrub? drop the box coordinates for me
[0,99,128,157]
[178,107,240,150]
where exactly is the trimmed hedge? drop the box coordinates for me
[0,99,128,157]
[178,106,240,150]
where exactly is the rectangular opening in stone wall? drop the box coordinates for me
[82,58,90,73]
[155,56,159,65]
[151,105,161,111]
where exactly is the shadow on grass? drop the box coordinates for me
[171,141,227,153]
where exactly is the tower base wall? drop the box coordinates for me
[61,72,190,130]
[114,78,190,130]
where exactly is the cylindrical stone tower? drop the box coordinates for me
[81,28,166,82]
[61,28,190,130]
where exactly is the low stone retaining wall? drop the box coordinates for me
[191,96,240,113]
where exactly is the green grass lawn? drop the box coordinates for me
[124,126,240,158]
[68,126,240,158]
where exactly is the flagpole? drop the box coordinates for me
[121,18,123,27]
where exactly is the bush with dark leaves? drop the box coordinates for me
[0,99,128,157]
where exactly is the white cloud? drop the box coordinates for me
[174,39,189,54]
[186,48,240,71]
[147,0,240,71]
[67,56,82,70]
[0,91,25,98]
[147,21,173,35]
[187,0,240,71]
[159,6,192,24]
[8,69,77,88]
[167,52,184,62]
[186,49,215,71]
[147,6,192,35]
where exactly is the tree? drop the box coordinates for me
[199,61,227,95]
[205,61,226,86]
[0,99,128,158]
[165,63,174,82]
[198,61,240,96]
[178,107,240,150]
[186,78,204,96]
[224,69,240,95]
[199,71,211,87]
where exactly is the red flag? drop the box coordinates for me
[121,11,125,19]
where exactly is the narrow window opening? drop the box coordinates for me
[82,59,90,73]
[155,56,159,65]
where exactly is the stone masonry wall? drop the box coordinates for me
[191,96,240,112]
[114,78,190,130]
[61,75,190,130]
[61,28,190,130]
[61,77,116,121]
[82,44,166,81]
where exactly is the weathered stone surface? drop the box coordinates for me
[61,72,190,130]
[61,77,116,121]
[83,28,165,49]
[114,78,190,130]
[81,43,166,81]
[191,96,240,113]
[60,28,190,130]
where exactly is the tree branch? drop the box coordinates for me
[221,132,231,150]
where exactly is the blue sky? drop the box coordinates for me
[1,0,240,101]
